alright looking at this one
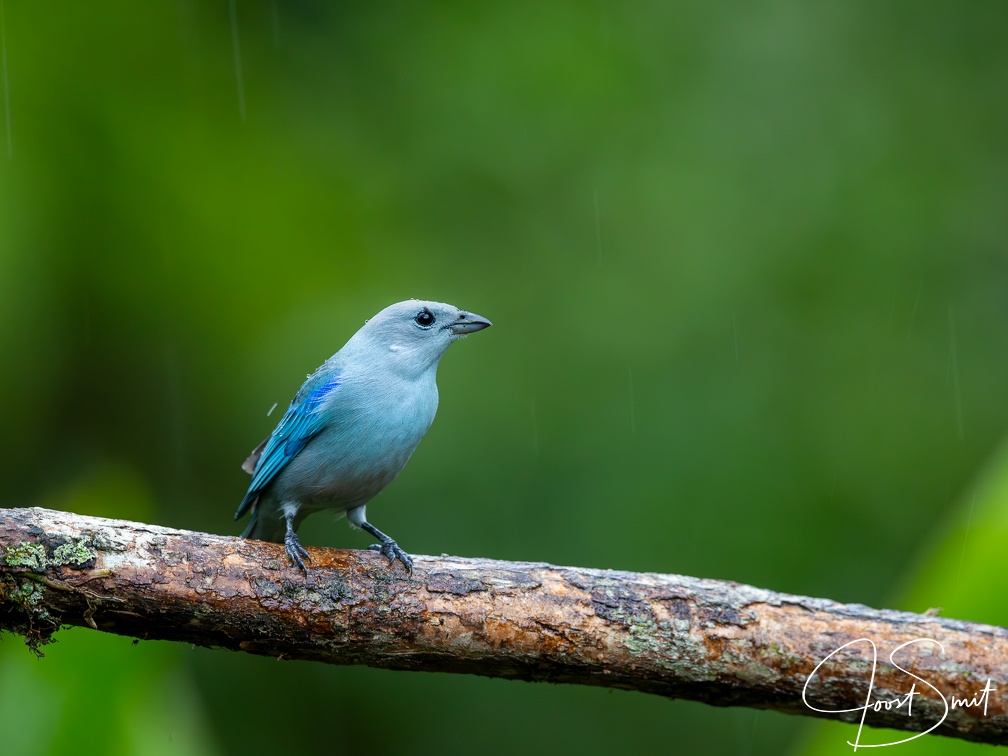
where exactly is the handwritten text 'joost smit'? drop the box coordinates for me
[802,638,997,750]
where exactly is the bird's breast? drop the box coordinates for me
[271,374,439,508]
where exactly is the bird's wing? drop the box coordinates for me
[234,370,342,520]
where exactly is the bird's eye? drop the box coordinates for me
[414,308,435,328]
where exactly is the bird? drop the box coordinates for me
[235,299,491,573]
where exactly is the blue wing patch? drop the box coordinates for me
[234,371,341,520]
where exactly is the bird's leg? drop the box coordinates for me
[282,503,311,573]
[363,524,414,573]
[347,505,413,572]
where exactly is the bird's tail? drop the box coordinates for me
[239,507,258,539]
[239,498,286,543]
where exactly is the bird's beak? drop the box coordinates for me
[449,310,492,335]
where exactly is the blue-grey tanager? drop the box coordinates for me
[235,299,491,572]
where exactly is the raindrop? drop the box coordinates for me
[956,491,976,591]
[82,295,92,347]
[270,0,281,46]
[593,186,603,265]
[947,305,964,441]
[732,314,738,363]
[530,400,539,455]
[229,0,247,122]
[1,0,11,157]
[596,0,611,49]
[628,366,636,437]
[907,278,923,338]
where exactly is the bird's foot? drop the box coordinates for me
[284,531,311,573]
[368,539,414,572]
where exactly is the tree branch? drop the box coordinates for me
[1,507,1005,745]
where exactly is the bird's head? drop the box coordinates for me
[347,299,492,377]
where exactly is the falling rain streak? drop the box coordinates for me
[732,314,739,363]
[270,0,281,46]
[947,306,964,441]
[1,0,11,157]
[530,400,539,455]
[593,187,603,265]
[628,366,636,436]
[229,0,247,122]
[956,492,976,591]
[907,278,922,337]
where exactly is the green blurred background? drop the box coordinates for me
[1,1,1006,754]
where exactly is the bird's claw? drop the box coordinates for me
[285,532,311,573]
[368,540,413,572]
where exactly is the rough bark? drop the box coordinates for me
[1,506,1005,745]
